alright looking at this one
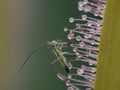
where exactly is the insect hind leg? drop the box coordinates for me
[51,59,80,90]
[50,59,68,82]
[50,58,70,74]
[50,59,60,73]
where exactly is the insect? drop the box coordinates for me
[19,40,95,90]
[19,40,73,73]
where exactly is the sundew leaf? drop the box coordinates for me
[95,0,120,90]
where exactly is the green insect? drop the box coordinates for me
[19,40,73,73]
[19,40,87,90]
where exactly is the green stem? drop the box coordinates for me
[95,0,120,90]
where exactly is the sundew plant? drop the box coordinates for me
[49,0,107,90]
[20,0,107,90]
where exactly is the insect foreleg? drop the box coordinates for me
[57,39,63,43]
[57,39,72,50]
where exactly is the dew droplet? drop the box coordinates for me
[94,11,98,16]
[75,52,82,58]
[84,5,92,12]
[69,17,74,23]
[91,68,96,73]
[79,41,85,47]
[68,74,72,79]
[78,6,83,11]
[77,68,84,75]
[76,36,81,41]
[82,14,87,20]
[76,23,81,28]
[64,28,68,32]
[91,40,96,45]
[89,61,95,66]
[66,80,70,86]
[68,33,74,40]
[70,43,74,47]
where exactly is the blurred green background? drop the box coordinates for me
[0,0,81,90]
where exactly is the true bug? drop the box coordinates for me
[19,40,82,89]
[19,40,73,73]
[19,40,95,90]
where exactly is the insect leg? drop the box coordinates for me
[57,41,70,50]
[51,59,58,64]
[57,39,72,50]
[57,39,63,43]
[51,59,80,90]
[50,59,61,73]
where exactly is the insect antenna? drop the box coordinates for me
[19,41,48,72]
